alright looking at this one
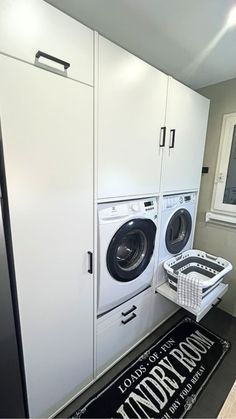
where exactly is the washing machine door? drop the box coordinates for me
[107,218,156,282]
[165,208,192,254]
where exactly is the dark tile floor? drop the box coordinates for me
[56,308,236,418]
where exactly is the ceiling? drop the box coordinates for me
[45,0,236,89]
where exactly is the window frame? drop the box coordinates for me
[211,112,236,217]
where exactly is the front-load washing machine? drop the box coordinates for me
[97,197,158,316]
[157,192,197,285]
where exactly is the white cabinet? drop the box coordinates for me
[97,38,209,199]
[96,290,177,375]
[97,36,168,199]
[0,0,93,85]
[161,77,210,193]
[0,54,94,418]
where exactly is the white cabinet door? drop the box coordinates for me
[161,77,209,193]
[0,54,93,418]
[0,0,93,85]
[97,36,168,199]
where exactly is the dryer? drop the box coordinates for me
[97,198,157,316]
[157,192,197,285]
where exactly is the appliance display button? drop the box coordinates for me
[131,203,139,212]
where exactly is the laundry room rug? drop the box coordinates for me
[70,317,230,419]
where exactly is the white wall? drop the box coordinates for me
[194,77,236,317]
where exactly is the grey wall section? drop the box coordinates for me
[195,78,236,317]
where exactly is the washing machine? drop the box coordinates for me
[97,197,158,316]
[157,192,197,285]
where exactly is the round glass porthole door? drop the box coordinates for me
[107,219,157,282]
[165,209,192,254]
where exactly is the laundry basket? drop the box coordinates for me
[163,250,232,298]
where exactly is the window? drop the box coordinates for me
[208,113,236,224]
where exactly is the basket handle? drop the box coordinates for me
[206,253,218,261]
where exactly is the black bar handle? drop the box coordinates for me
[212,297,222,308]
[169,129,176,149]
[87,251,93,274]
[121,313,136,325]
[35,51,70,70]
[160,126,166,147]
[122,305,137,317]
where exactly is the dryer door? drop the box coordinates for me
[107,219,156,282]
[165,209,192,254]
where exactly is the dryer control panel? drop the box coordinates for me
[163,192,196,210]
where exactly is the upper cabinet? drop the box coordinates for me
[97,37,210,199]
[0,0,93,85]
[161,78,210,193]
[97,35,168,199]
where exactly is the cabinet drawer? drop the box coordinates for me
[156,281,228,322]
[96,290,177,375]
[97,288,151,328]
[0,0,93,85]
[97,303,149,374]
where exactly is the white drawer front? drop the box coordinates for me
[97,289,151,329]
[97,302,150,374]
[96,291,178,375]
[0,0,93,85]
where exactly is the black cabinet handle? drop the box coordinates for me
[212,297,222,308]
[169,129,176,149]
[160,126,166,147]
[122,305,137,316]
[87,251,93,274]
[121,313,136,325]
[35,51,70,70]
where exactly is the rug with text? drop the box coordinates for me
[71,317,230,419]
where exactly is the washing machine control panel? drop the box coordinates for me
[99,198,157,221]
[129,199,157,215]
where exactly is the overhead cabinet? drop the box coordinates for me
[161,77,210,193]
[0,54,94,418]
[97,35,168,199]
[0,0,93,85]
[97,36,209,199]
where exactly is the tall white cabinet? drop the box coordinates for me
[0,55,94,417]
[97,36,168,199]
